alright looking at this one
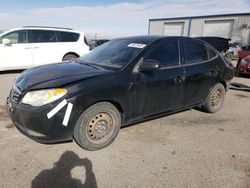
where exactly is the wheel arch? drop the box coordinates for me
[97,100,125,123]
[62,52,80,60]
[77,99,125,125]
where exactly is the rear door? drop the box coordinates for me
[180,38,219,107]
[132,38,185,118]
[0,30,33,70]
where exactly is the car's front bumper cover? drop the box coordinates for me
[6,94,80,144]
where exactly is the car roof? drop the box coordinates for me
[0,26,83,36]
[114,35,189,44]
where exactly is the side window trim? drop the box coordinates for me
[181,38,212,66]
[178,38,219,67]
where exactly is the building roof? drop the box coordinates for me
[149,12,250,21]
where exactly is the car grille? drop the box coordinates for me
[10,86,22,103]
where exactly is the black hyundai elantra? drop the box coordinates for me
[6,36,234,151]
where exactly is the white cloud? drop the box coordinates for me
[0,0,249,37]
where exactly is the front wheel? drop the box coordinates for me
[73,102,121,151]
[201,83,226,113]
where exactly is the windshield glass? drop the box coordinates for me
[78,39,146,70]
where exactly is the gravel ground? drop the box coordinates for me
[0,71,250,188]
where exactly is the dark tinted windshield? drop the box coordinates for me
[79,39,146,70]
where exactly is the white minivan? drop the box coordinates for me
[0,26,89,71]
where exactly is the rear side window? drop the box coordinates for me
[1,30,28,44]
[144,39,179,67]
[57,31,79,42]
[182,39,209,64]
[30,30,56,43]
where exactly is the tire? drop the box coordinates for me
[73,102,121,151]
[201,83,226,113]
[62,54,78,62]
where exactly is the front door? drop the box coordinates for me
[132,38,185,119]
[0,30,33,70]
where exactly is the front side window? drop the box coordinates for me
[182,39,209,64]
[1,30,28,44]
[144,39,179,67]
[57,31,79,42]
[30,30,56,43]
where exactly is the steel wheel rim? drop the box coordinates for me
[67,57,75,61]
[211,89,222,107]
[86,112,114,144]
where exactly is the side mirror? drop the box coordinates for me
[2,38,11,45]
[139,59,160,72]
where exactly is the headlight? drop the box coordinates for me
[22,89,68,106]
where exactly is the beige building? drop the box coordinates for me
[148,13,250,44]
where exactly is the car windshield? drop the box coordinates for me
[78,39,146,70]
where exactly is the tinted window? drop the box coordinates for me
[183,39,209,64]
[30,30,56,43]
[57,31,79,42]
[1,30,28,44]
[207,46,217,58]
[144,40,179,66]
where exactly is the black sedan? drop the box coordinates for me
[6,36,234,151]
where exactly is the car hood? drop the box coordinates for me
[15,62,110,92]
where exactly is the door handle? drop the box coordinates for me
[24,47,39,49]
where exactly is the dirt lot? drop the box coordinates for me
[0,72,250,188]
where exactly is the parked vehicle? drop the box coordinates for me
[238,55,250,75]
[236,45,250,68]
[6,36,234,151]
[0,26,89,71]
[89,39,110,50]
[228,41,245,57]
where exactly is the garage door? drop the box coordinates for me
[164,22,184,36]
[202,20,234,39]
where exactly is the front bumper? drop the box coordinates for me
[6,94,80,144]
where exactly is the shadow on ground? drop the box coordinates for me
[31,151,97,188]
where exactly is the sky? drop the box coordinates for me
[0,0,250,37]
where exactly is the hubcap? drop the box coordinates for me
[211,89,222,107]
[86,112,113,142]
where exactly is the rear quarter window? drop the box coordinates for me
[57,31,80,42]
[182,39,209,64]
[206,46,218,59]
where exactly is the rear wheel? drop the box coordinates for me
[62,54,78,62]
[73,102,121,151]
[201,83,226,113]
